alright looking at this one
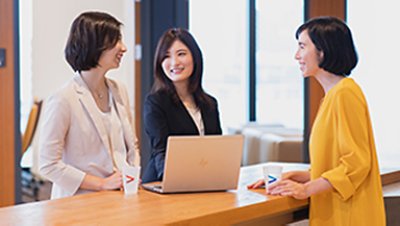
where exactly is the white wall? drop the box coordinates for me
[31,0,135,103]
[20,0,34,129]
[348,0,400,168]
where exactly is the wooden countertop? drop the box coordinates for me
[0,162,398,225]
[0,163,309,226]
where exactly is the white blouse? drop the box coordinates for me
[98,90,128,169]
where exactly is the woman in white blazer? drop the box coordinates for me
[39,11,140,199]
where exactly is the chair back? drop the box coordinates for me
[22,99,43,155]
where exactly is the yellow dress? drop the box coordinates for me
[309,78,386,226]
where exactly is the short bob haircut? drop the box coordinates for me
[296,16,358,76]
[65,11,122,72]
[152,28,214,108]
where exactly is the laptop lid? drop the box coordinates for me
[154,135,243,193]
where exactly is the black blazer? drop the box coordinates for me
[142,90,222,182]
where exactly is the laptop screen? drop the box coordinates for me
[157,135,244,193]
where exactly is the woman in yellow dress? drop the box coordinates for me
[249,17,386,225]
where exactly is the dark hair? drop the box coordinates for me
[65,11,122,72]
[296,16,358,76]
[152,28,214,108]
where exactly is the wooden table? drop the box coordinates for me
[0,163,310,226]
[1,163,398,225]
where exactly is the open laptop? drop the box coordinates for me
[142,135,244,194]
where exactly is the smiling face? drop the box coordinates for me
[294,30,323,77]
[161,40,194,85]
[98,39,127,70]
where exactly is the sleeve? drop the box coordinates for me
[321,90,372,201]
[38,93,86,196]
[213,98,223,135]
[143,94,169,179]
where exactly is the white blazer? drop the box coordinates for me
[39,73,140,199]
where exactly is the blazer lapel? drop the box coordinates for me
[107,80,136,154]
[73,75,113,159]
[177,99,200,135]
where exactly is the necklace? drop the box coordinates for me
[79,73,107,100]
[96,92,104,99]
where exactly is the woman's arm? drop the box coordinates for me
[268,177,333,200]
[143,94,169,178]
[247,170,310,189]
[212,97,223,134]
[39,94,88,195]
[282,170,310,183]
[319,89,373,201]
[80,171,122,191]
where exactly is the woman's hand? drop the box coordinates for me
[281,170,310,183]
[247,179,265,189]
[101,171,123,190]
[81,170,123,191]
[247,170,310,190]
[268,177,333,200]
[268,179,310,200]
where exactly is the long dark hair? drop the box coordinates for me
[152,28,214,109]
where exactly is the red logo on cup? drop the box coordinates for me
[126,175,135,184]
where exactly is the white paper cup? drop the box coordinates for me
[262,165,283,193]
[122,166,140,195]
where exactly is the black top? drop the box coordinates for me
[142,90,222,182]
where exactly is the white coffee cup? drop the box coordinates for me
[262,165,283,193]
[122,165,140,195]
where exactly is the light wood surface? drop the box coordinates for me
[1,163,398,225]
[0,163,309,226]
[381,168,400,186]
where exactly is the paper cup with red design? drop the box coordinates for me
[122,166,140,195]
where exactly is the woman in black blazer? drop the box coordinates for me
[142,28,222,182]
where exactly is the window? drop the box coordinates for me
[348,0,400,168]
[190,0,248,131]
[190,0,304,132]
[256,0,304,129]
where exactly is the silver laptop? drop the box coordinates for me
[142,135,244,194]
